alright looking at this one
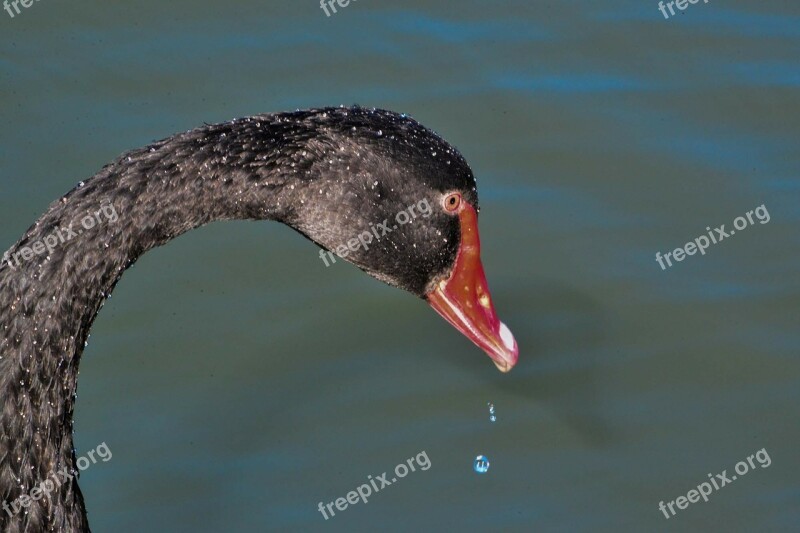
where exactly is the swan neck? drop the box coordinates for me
[0,118,292,530]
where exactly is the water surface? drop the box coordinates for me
[1,0,798,531]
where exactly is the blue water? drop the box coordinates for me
[1,0,798,531]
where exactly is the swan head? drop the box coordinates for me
[265,107,519,372]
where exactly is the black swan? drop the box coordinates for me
[0,106,518,531]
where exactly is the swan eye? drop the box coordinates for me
[443,193,462,212]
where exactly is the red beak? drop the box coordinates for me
[426,202,519,372]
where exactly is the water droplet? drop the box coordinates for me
[474,455,490,474]
[488,402,496,422]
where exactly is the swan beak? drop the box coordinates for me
[426,203,519,372]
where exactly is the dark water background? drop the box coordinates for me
[1,0,798,531]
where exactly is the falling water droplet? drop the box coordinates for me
[488,402,496,422]
[473,455,490,474]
